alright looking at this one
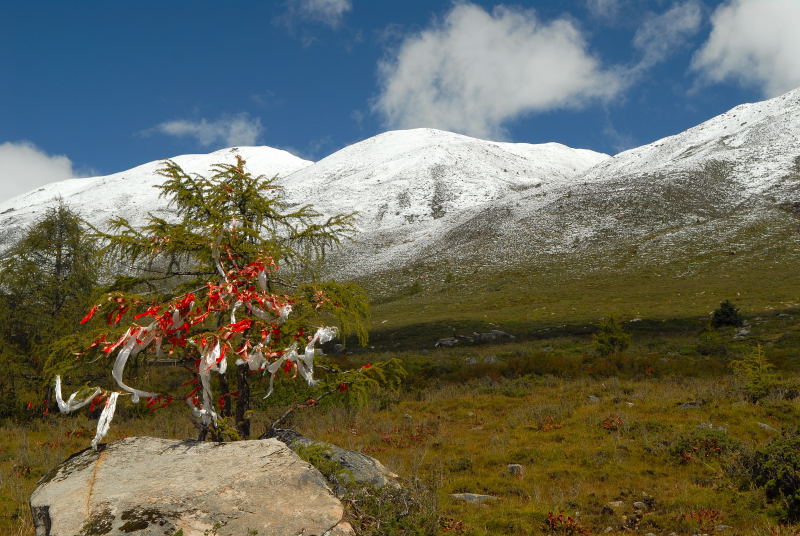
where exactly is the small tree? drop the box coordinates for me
[53,157,398,447]
[592,316,631,356]
[712,300,743,328]
[730,345,778,402]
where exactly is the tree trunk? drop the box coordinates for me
[235,364,251,438]
[218,372,232,418]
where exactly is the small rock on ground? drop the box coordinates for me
[450,493,498,504]
[507,463,524,477]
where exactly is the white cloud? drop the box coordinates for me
[0,142,75,202]
[287,0,352,27]
[375,3,623,140]
[692,0,800,96]
[585,0,622,20]
[633,1,703,69]
[149,114,263,148]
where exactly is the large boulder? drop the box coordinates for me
[272,429,399,494]
[30,436,353,536]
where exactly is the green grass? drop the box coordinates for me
[362,228,800,349]
[3,308,800,535]
[296,374,798,535]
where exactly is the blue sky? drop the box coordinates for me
[2,0,800,199]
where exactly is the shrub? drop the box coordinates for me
[592,317,630,356]
[712,300,744,328]
[600,413,624,432]
[682,509,724,534]
[730,345,779,402]
[296,442,440,534]
[745,430,800,523]
[543,512,591,535]
[670,428,742,464]
[344,480,441,535]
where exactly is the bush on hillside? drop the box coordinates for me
[740,429,800,523]
[592,317,630,356]
[730,345,779,402]
[712,300,744,328]
[670,427,742,464]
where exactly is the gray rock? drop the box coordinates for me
[507,463,524,477]
[450,493,498,504]
[633,501,647,510]
[464,357,478,365]
[587,395,600,404]
[606,500,625,508]
[273,429,399,493]
[483,355,499,364]
[30,436,352,536]
[734,328,751,339]
[716,525,732,531]
[489,329,515,339]
[757,422,778,432]
[472,332,496,343]
[471,330,515,344]
[435,337,460,348]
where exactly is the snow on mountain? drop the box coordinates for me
[0,146,312,243]
[285,128,608,232]
[581,86,800,191]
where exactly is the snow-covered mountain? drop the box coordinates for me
[2,87,799,284]
[285,128,608,231]
[0,129,608,269]
[417,86,800,282]
[0,146,312,243]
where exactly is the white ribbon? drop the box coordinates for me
[263,326,338,398]
[91,392,119,450]
[54,375,101,413]
[111,326,159,403]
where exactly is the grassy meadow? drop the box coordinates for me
[3,253,800,535]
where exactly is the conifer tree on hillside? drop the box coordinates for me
[1,201,98,348]
[54,157,396,446]
[0,201,98,417]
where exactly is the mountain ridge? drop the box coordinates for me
[2,87,799,285]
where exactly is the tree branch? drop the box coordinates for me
[260,382,352,439]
